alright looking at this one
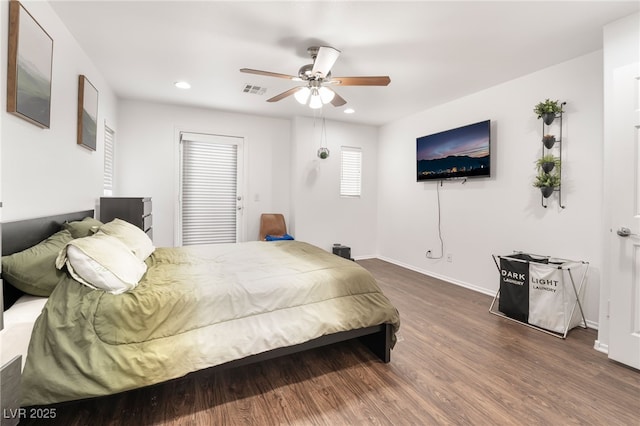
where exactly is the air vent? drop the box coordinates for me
[242,84,267,95]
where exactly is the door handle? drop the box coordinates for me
[616,227,638,237]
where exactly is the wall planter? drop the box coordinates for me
[540,186,555,198]
[533,170,560,198]
[534,99,564,125]
[536,155,560,174]
[543,134,556,149]
[534,100,566,208]
[542,113,556,125]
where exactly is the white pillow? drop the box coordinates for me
[55,234,147,294]
[97,218,155,261]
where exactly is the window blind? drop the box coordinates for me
[340,146,362,197]
[103,125,114,196]
[181,133,240,245]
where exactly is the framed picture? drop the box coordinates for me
[7,0,53,128]
[77,75,98,151]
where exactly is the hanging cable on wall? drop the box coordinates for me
[427,178,463,260]
[427,180,445,260]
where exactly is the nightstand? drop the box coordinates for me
[1,355,21,426]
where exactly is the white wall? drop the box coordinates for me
[377,51,604,326]
[0,0,118,222]
[290,116,378,257]
[115,100,291,247]
[115,103,380,255]
[598,12,640,350]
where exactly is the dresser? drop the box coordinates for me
[100,197,153,241]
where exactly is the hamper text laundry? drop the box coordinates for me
[501,270,526,285]
[531,278,559,293]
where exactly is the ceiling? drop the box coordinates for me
[49,1,639,126]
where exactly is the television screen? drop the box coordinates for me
[417,120,491,181]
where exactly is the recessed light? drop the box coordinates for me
[174,81,191,89]
[344,108,355,114]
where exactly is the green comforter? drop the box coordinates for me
[21,241,400,406]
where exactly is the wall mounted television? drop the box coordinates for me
[417,120,491,181]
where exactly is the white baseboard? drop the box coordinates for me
[353,254,377,261]
[593,340,609,354]
[585,319,599,330]
[377,255,495,297]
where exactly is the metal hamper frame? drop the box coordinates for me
[489,251,589,339]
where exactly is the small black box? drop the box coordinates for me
[332,244,351,260]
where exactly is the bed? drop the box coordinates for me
[1,211,400,407]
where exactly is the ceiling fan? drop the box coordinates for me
[240,46,390,109]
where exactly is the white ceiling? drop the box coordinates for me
[49,1,639,126]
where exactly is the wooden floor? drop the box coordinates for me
[22,259,639,425]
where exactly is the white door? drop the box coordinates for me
[179,132,244,245]
[608,65,640,369]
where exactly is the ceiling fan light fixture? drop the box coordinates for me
[294,87,311,104]
[309,89,323,109]
[318,87,335,104]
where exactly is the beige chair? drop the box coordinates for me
[259,213,288,241]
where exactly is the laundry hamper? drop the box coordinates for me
[490,252,589,338]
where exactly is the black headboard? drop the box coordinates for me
[2,210,94,310]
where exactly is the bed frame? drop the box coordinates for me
[1,211,392,376]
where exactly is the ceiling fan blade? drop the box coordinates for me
[330,91,347,107]
[311,46,340,78]
[329,76,391,86]
[240,68,300,81]
[266,87,303,103]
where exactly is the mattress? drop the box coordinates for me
[0,295,47,370]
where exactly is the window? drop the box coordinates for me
[103,124,114,196]
[340,146,362,197]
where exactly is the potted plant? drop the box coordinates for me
[542,134,556,149]
[534,99,564,125]
[317,147,330,159]
[536,155,561,174]
[533,171,561,198]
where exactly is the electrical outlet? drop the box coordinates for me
[447,253,453,263]
[426,250,432,258]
